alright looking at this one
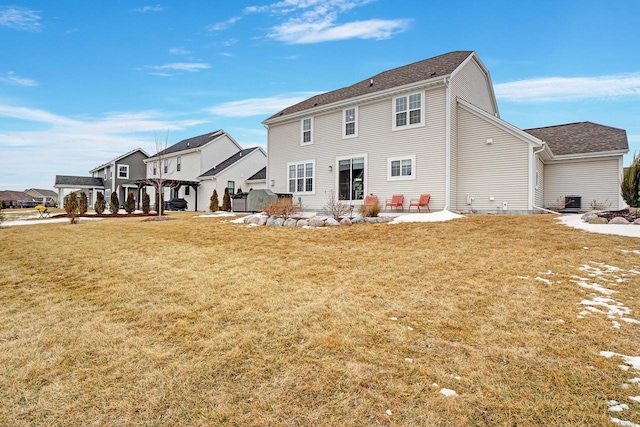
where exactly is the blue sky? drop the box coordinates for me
[1,0,639,191]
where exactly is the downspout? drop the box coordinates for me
[444,77,451,210]
[531,142,559,214]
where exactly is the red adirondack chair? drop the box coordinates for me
[409,194,431,212]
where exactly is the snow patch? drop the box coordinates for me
[389,210,464,224]
[439,388,458,397]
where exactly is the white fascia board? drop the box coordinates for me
[544,150,628,163]
[90,148,149,173]
[450,52,500,116]
[145,146,201,162]
[262,77,448,126]
[457,98,543,147]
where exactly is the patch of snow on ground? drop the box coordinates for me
[572,277,617,295]
[0,217,103,227]
[601,352,640,371]
[389,210,464,224]
[610,417,640,427]
[195,212,237,218]
[535,277,553,285]
[439,388,458,397]
[608,400,630,412]
[630,396,640,403]
[559,214,640,238]
[619,249,640,254]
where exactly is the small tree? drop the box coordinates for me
[155,193,164,215]
[323,190,350,221]
[64,192,80,224]
[621,152,640,208]
[124,191,136,214]
[79,192,88,214]
[210,189,219,212]
[95,192,106,214]
[221,187,231,211]
[142,191,150,214]
[109,192,120,214]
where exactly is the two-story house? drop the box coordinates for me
[55,148,149,208]
[262,51,628,213]
[143,130,267,211]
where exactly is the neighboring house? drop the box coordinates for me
[262,50,628,213]
[89,148,149,204]
[143,130,267,211]
[55,148,148,208]
[24,188,58,206]
[0,190,39,208]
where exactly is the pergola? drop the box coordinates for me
[127,179,201,211]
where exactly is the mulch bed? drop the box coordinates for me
[50,213,167,219]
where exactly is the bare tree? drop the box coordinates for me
[144,131,179,217]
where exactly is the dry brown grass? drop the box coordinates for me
[1,213,639,426]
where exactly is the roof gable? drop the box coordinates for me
[247,166,266,181]
[90,148,149,173]
[265,51,473,121]
[154,130,227,157]
[524,122,628,156]
[199,147,260,178]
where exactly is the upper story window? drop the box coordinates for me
[153,161,157,175]
[163,159,168,174]
[343,107,358,139]
[387,155,416,181]
[118,164,129,179]
[177,156,181,172]
[393,92,424,131]
[301,117,313,145]
[227,181,235,195]
[288,160,314,194]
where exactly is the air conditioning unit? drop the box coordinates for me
[561,195,581,213]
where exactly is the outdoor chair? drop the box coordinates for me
[364,195,378,206]
[385,195,404,212]
[409,194,431,213]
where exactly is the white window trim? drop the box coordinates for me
[342,106,358,139]
[118,164,129,179]
[287,159,316,195]
[392,91,425,131]
[152,161,157,176]
[177,156,181,172]
[387,155,416,181]
[335,153,368,202]
[301,117,313,146]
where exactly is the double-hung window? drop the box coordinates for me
[152,161,157,175]
[301,118,313,145]
[118,164,129,179]
[163,159,168,174]
[343,107,358,139]
[388,155,416,181]
[288,161,314,194]
[177,156,181,172]
[393,92,424,130]
[227,181,235,195]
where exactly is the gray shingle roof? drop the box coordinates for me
[247,167,266,181]
[264,51,473,121]
[524,122,628,156]
[199,148,259,178]
[54,175,105,187]
[154,130,225,157]
[0,190,37,203]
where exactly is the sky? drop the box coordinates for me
[1,0,639,191]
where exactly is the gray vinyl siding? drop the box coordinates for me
[456,107,530,211]
[267,86,448,212]
[543,158,622,210]
[535,157,544,207]
[449,56,497,210]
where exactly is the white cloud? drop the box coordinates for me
[0,6,42,31]
[134,5,164,13]
[495,73,640,103]
[207,16,241,31]
[270,17,411,43]
[148,62,210,72]
[0,72,38,87]
[0,104,206,190]
[248,0,409,44]
[169,47,190,55]
[206,93,321,117]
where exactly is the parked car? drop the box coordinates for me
[165,198,188,211]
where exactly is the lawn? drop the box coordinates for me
[1,213,639,426]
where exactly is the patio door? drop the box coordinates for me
[338,156,365,201]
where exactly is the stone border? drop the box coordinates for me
[241,213,391,227]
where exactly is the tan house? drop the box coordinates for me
[262,50,628,213]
